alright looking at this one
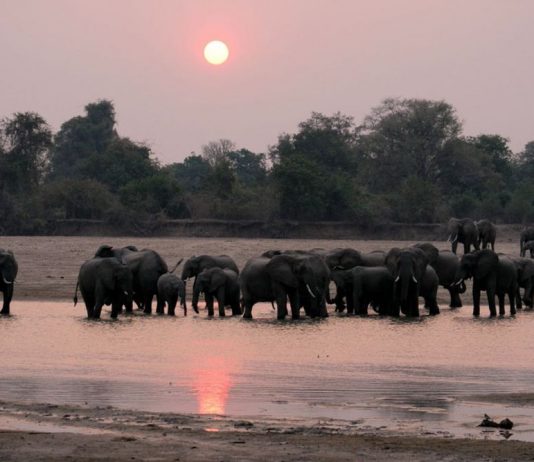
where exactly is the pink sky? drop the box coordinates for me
[1,0,533,162]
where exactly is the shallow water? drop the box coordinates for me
[1,301,534,441]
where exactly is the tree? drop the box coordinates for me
[226,149,267,186]
[270,112,358,220]
[468,134,513,186]
[201,139,236,166]
[49,100,117,179]
[0,112,52,193]
[358,98,462,192]
[48,100,157,190]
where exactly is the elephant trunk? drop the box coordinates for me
[191,282,201,313]
[180,288,187,316]
[73,280,79,306]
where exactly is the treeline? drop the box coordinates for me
[1,98,533,234]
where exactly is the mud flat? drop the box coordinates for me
[1,400,534,462]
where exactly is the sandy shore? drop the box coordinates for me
[1,400,533,461]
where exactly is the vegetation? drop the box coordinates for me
[0,98,533,234]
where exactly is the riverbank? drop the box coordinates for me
[1,400,533,461]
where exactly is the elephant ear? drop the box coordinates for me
[209,269,226,292]
[95,244,114,258]
[385,248,402,275]
[266,255,299,288]
[475,251,499,280]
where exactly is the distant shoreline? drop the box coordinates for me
[1,219,527,241]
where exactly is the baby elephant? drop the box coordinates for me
[157,273,187,316]
[192,268,241,316]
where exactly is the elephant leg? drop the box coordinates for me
[242,299,254,319]
[334,287,346,312]
[345,291,354,314]
[205,294,215,316]
[156,292,166,315]
[509,290,517,316]
[487,287,497,317]
[427,295,440,315]
[516,288,523,310]
[168,294,178,316]
[448,288,462,308]
[288,290,300,320]
[472,282,481,317]
[92,300,104,319]
[497,293,505,316]
[143,293,155,314]
[464,243,469,255]
[216,287,226,317]
[111,300,121,319]
[0,286,13,315]
[231,300,241,315]
[275,293,288,320]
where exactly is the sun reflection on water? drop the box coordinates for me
[192,357,235,415]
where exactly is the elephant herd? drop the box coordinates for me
[71,238,534,320]
[1,222,534,320]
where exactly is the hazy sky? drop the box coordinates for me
[1,0,533,162]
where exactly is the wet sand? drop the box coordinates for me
[1,400,534,461]
[1,235,533,460]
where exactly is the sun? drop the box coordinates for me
[204,40,229,65]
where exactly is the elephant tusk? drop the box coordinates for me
[453,279,464,286]
[447,234,452,243]
[123,291,129,296]
[2,277,13,285]
[394,276,400,283]
[451,235,458,244]
[412,275,418,284]
[306,284,316,298]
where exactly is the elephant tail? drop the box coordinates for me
[73,280,79,306]
[169,258,184,274]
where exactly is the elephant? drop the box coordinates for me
[520,227,534,257]
[74,257,133,319]
[181,255,239,282]
[385,247,430,317]
[0,249,18,315]
[157,272,187,316]
[240,254,329,320]
[521,240,534,258]
[454,250,517,317]
[94,245,171,314]
[509,256,534,309]
[350,267,394,316]
[447,218,479,255]
[192,267,241,316]
[413,243,465,308]
[323,248,386,310]
[476,219,496,251]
